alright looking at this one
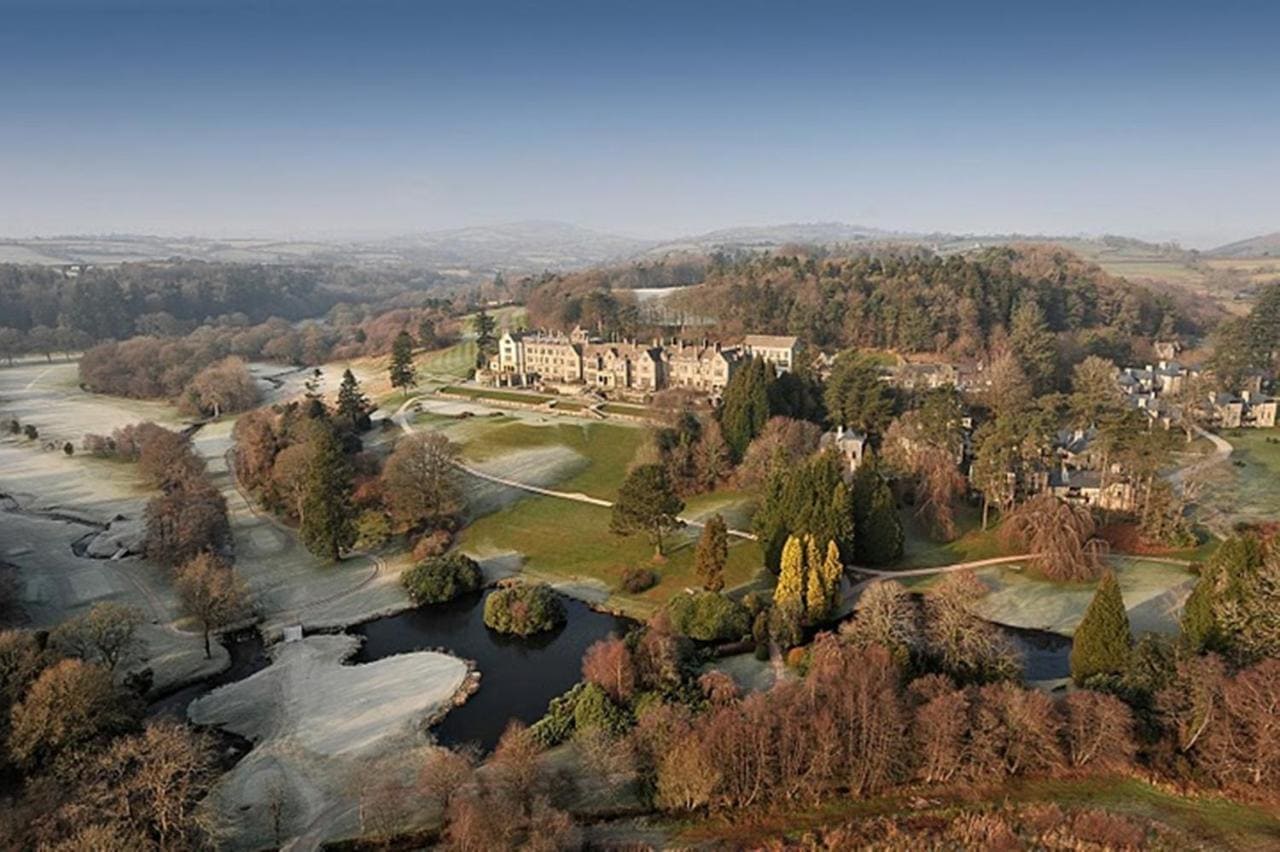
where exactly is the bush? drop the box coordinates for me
[572,682,631,736]
[530,682,586,747]
[354,510,392,550]
[6,419,18,435]
[22,424,38,440]
[402,552,483,605]
[62,442,74,456]
[619,566,657,594]
[411,529,452,561]
[483,582,566,636]
[664,591,750,642]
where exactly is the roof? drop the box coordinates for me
[1049,469,1102,490]
[744,334,799,350]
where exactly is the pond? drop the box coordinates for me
[999,623,1072,682]
[351,589,634,750]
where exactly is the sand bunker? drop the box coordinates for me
[189,634,468,849]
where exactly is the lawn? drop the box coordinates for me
[895,502,1004,568]
[456,419,646,499]
[438,385,554,406]
[457,494,764,619]
[1200,429,1280,532]
[417,340,477,379]
[904,555,1196,636]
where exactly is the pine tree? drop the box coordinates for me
[1009,298,1057,394]
[1069,569,1131,685]
[610,464,685,558]
[803,535,827,620]
[388,330,417,396]
[335,368,371,432]
[299,425,356,562]
[851,459,903,565]
[694,513,729,591]
[473,308,498,366]
[719,357,771,461]
[814,539,844,621]
[775,535,806,617]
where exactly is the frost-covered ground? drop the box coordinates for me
[189,634,468,849]
[956,557,1196,636]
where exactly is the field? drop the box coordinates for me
[1199,429,1280,533]
[438,384,554,406]
[407,411,765,618]
[903,556,1195,636]
[670,776,1280,850]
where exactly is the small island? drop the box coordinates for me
[483,581,567,636]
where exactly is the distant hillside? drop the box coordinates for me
[0,221,650,276]
[642,221,898,255]
[1208,232,1280,258]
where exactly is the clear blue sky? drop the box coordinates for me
[2,0,1276,247]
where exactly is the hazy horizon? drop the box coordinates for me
[3,0,1277,250]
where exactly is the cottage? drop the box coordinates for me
[819,426,867,480]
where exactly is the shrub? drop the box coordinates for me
[6,419,18,435]
[663,591,750,642]
[483,582,566,636]
[354,510,392,550]
[572,682,631,736]
[401,552,483,605]
[619,566,657,594]
[23,424,38,440]
[411,529,452,561]
[530,682,586,747]
[62,442,74,456]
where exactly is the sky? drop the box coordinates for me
[1,0,1277,248]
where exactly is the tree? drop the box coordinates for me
[143,480,231,567]
[982,349,1032,418]
[581,637,636,704]
[610,464,684,558]
[774,534,806,617]
[1070,570,1131,685]
[298,424,356,561]
[175,554,251,659]
[808,539,844,621]
[50,602,143,671]
[388,330,417,396]
[1009,298,1057,393]
[693,514,728,591]
[850,458,903,565]
[718,356,771,460]
[1000,493,1105,582]
[922,572,1020,684]
[1067,355,1121,428]
[473,308,498,366]
[382,432,463,533]
[8,659,135,769]
[184,356,260,418]
[417,316,439,351]
[840,579,919,662]
[335,368,372,432]
[824,351,894,436]
[1183,534,1280,664]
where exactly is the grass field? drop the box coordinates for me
[417,341,477,380]
[438,384,554,405]
[426,411,765,617]
[672,776,1280,849]
[1200,429,1280,532]
[895,503,1004,568]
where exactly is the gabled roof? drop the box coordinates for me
[744,334,799,349]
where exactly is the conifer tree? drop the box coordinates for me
[694,513,729,591]
[610,464,685,558]
[388,330,417,397]
[1009,298,1057,394]
[851,458,903,565]
[775,535,806,616]
[815,539,844,620]
[719,356,771,461]
[335,368,372,432]
[1069,569,1131,685]
[299,425,356,562]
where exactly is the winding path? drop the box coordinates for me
[392,396,759,540]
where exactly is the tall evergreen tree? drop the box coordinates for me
[299,425,356,562]
[823,351,894,436]
[775,535,806,617]
[851,458,903,565]
[693,513,729,591]
[719,356,771,460]
[1069,569,1131,685]
[335,368,372,432]
[388,330,417,396]
[1009,298,1057,394]
[473,308,498,366]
